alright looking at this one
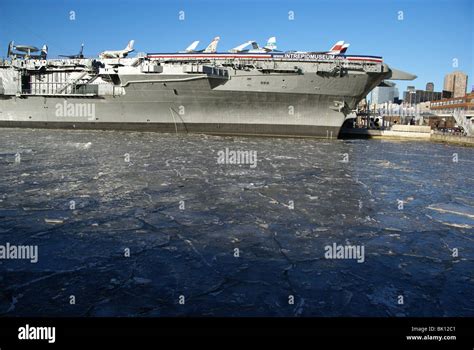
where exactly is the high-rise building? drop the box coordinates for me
[426,82,434,92]
[443,71,468,98]
[371,82,398,104]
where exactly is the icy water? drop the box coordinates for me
[0,128,473,317]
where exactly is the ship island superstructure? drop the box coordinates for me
[0,38,415,137]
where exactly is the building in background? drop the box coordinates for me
[430,92,474,114]
[443,71,468,98]
[430,92,474,133]
[403,87,442,104]
[426,82,434,92]
[442,90,453,99]
[371,82,399,104]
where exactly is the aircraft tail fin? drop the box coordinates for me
[339,43,350,54]
[263,36,277,51]
[41,44,48,59]
[204,36,220,53]
[251,41,260,50]
[327,40,345,54]
[126,40,135,51]
[184,40,200,52]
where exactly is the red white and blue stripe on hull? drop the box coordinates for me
[146,52,383,63]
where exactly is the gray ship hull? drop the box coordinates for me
[0,86,350,137]
[0,119,340,138]
[0,77,372,138]
[0,52,401,137]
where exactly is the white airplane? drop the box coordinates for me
[99,40,135,59]
[180,36,220,53]
[289,40,350,55]
[7,41,48,59]
[229,37,277,53]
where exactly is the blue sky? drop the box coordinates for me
[0,0,472,94]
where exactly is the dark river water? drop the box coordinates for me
[0,128,473,316]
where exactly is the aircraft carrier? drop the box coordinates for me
[0,38,415,137]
